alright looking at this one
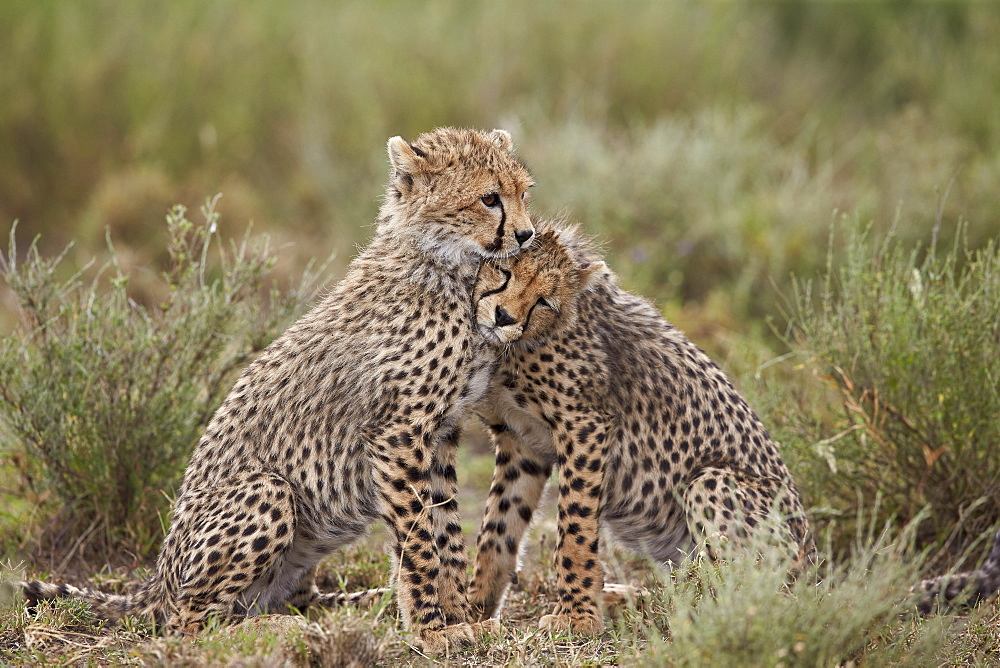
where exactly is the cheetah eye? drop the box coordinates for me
[481,193,500,208]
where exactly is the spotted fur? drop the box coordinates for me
[19,127,534,654]
[906,529,1000,615]
[468,221,814,634]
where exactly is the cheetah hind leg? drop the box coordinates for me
[682,467,801,563]
[162,470,298,634]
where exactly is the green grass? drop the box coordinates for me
[3,524,998,666]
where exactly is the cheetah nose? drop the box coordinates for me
[495,306,517,327]
[514,228,534,246]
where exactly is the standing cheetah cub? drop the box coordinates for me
[20,127,535,653]
[468,222,814,634]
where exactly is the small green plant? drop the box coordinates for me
[0,198,329,555]
[635,518,960,667]
[787,219,1000,555]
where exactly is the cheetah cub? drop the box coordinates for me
[468,221,814,634]
[20,127,536,653]
[470,222,1000,632]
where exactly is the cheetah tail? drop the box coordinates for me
[981,527,1000,588]
[907,528,1000,616]
[17,578,156,622]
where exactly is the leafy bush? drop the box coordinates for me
[786,220,1000,554]
[0,199,328,554]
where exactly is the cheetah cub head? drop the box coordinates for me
[474,225,606,349]
[379,127,536,262]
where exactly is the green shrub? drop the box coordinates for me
[635,521,970,667]
[0,199,328,553]
[786,219,1000,554]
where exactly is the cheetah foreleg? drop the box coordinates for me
[426,429,472,624]
[469,424,552,621]
[540,412,613,635]
[369,418,481,651]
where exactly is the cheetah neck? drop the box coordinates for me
[349,228,480,304]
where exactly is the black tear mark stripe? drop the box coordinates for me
[520,300,541,335]
[479,269,512,300]
[493,197,507,247]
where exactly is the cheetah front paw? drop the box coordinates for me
[416,622,476,654]
[539,611,604,635]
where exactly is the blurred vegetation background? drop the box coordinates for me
[0,2,998,566]
[2,1,997,314]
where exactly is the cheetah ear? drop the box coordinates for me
[387,136,426,176]
[488,129,514,153]
[578,260,607,290]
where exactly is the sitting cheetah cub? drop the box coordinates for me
[468,221,814,634]
[20,127,535,653]
[470,222,1000,632]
